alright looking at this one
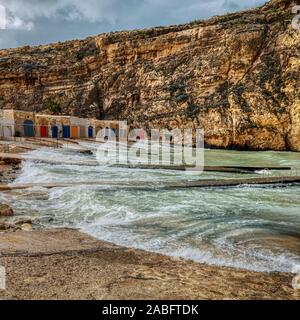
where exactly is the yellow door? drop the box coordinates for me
[71,126,79,139]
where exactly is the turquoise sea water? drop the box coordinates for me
[1,142,300,273]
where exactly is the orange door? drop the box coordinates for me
[71,126,78,139]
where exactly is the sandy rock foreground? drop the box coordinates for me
[0,229,299,300]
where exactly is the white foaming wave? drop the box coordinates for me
[7,147,300,273]
[13,161,83,184]
[10,183,300,274]
[211,232,300,272]
[292,265,300,274]
[0,191,10,203]
[86,208,140,226]
[47,186,137,217]
[162,246,300,273]
[42,187,106,225]
[27,147,93,162]
[255,169,272,175]
[13,161,48,184]
[60,189,190,230]
[80,222,168,252]
[78,221,300,273]
[73,196,300,273]
[73,206,300,273]
[17,147,210,187]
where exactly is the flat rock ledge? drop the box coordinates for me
[0,228,299,300]
[0,216,35,232]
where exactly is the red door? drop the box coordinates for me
[41,125,47,137]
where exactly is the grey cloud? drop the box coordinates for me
[0,0,267,49]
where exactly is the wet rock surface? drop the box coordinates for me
[0,228,299,300]
[0,204,14,217]
[0,152,21,184]
[0,215,36,232]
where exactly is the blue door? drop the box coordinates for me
[88,126,93,138]
[24,120,35,137]
[52,126,58,138]
[62,126,70,138]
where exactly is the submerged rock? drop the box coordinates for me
[0,216,36,232]
[18,191,49,201]
[9,216,36,226]
[0,204,14,217]
[20,223,33,232]
[0,222,6,230]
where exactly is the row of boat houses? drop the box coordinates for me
[0,110,129,140]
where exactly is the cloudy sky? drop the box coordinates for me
[0,0,267,49]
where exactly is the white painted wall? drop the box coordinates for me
[0,120,15,139]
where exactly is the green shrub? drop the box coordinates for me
[47,100,61,114]
[77,52,85,61]
[76,47,99,61]
[186,103,199,118]
[168,82,185,94]
[175,93,189,103]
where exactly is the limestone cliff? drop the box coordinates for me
[0,0,300,151]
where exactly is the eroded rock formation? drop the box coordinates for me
[0,0,299,150]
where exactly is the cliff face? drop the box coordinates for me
[0,0,299,151]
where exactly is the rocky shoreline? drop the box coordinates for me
[0,228,299,300]
[0,158,21,184]
[0,146,299,300]
[0,145,37,233]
